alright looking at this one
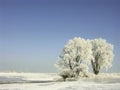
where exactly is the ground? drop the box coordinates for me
[0,72,120,90]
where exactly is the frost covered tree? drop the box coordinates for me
[91,38,114,75]
[55,37,93,78]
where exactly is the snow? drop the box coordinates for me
[0,72,120,90]
[0,72,56,81]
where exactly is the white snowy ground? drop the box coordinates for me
[0,72,120,90]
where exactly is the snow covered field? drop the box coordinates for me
[0,72,120,90]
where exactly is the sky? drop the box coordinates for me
[0,0,120,73]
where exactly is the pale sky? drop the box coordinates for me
[0,0,120,72]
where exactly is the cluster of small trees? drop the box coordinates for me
[55,37,114,81]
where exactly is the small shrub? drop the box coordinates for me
[59,69,75,81]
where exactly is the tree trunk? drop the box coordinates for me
[91,60,100,75]
[69,60,73,70]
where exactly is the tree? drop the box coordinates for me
[91,38,114,75]
[55,37,93,78]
